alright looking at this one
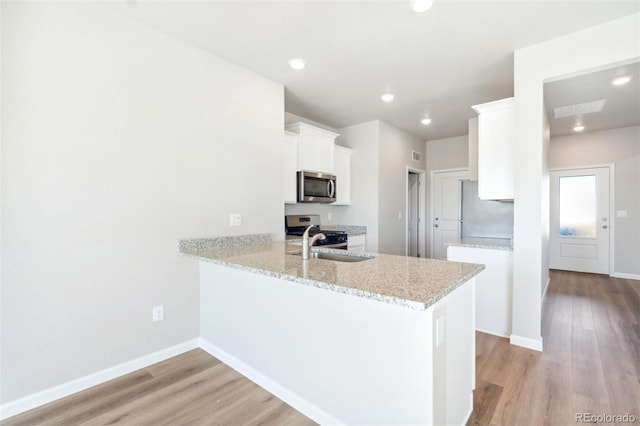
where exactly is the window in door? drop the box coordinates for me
[558,175,596,238]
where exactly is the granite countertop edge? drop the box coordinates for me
[179,234,485,311]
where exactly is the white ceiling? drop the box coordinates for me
[544,62,640,137]
[108,1,640,140]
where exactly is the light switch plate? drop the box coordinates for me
[616,210,628,218]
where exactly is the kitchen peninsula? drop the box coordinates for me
[180,234,484,425]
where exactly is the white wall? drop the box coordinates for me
[1,2,283,403]
[512,13,639,351]
[338,121,380,252]
[378,121,426,255]
[425,135,468,258]
[550,126,640,276]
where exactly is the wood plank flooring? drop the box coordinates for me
[3,270,638,425]
[468,270,640,425]
[1,350,316,426]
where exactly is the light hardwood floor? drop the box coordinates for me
[3,270,639,425]
[469,270,640,425]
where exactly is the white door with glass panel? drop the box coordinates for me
[549,167,610,274]
[432,170,468,259]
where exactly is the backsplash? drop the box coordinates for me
[461,180,514,239]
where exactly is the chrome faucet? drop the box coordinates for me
[302,224,326,260]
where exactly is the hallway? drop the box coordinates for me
[469,270,640,425]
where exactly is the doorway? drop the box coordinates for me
[430,168,469,259]
[406,167,426,257]
[549,166,612,274]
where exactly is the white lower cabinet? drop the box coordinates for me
[347,234,366,252]
[447,246,513,337]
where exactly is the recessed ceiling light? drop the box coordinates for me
[612,75,631,86]
[288,58,306,70]
[381,93,395,102]
[411,0,433,13]
[421,118,432,125]
[573,125,585,132]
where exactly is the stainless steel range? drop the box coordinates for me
[285,215,348,249]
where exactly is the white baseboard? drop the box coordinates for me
[611,272,640,281]
[0,339,200,421]
[198,338,341,426]
[510,334,543,352]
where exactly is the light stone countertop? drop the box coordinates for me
[180,234,484,311]
[447,238,513,251]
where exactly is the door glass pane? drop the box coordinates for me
[559,175,596,238]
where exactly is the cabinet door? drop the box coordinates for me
[472,98,514,200]
[283,132,298,204]
[298,131,320,172]
[318,135,335,173]
[333,146,352,205]
[347,234,366,252]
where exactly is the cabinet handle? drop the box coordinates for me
[602,225,608,229]
[434,224,439,228]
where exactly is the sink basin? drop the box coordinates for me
[290,251,374,263]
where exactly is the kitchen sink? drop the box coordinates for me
[290,251,375,262]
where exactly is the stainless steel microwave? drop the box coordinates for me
[297,171,336,203]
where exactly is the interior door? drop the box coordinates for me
[549,167,610,274]
[432,170,468,259]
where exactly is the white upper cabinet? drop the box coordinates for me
[471,97,514,200]
[333,145,352,205]
[283,131,299,204]
[285,122,339,174]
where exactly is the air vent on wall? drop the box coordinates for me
[412,151,421,162]
[553,99,606,119]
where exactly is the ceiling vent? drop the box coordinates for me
[553,99,607,119]
[412,151,421,162]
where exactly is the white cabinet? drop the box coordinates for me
[283,131,299,204]
[285,122,339,174]
[447,245,513,337]
[471,97,514,200]
[347,234,366,252]
[333,145,352,205]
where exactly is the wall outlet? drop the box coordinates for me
[327,212,332,221]
[152,305,165,322]
[398,211,402,220]
[616,210,628,218]
[230,213,242,227]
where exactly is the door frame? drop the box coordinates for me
[549,163,615,276]
[429,167,469,258]
[405,166,426,257]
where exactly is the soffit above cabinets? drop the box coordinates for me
[544,62,640,137]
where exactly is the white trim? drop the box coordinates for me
[509,334,543,352]
[0,339,200,420]
[405,166,426,258]
[611,272,640,281]
[199,338,342,426]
